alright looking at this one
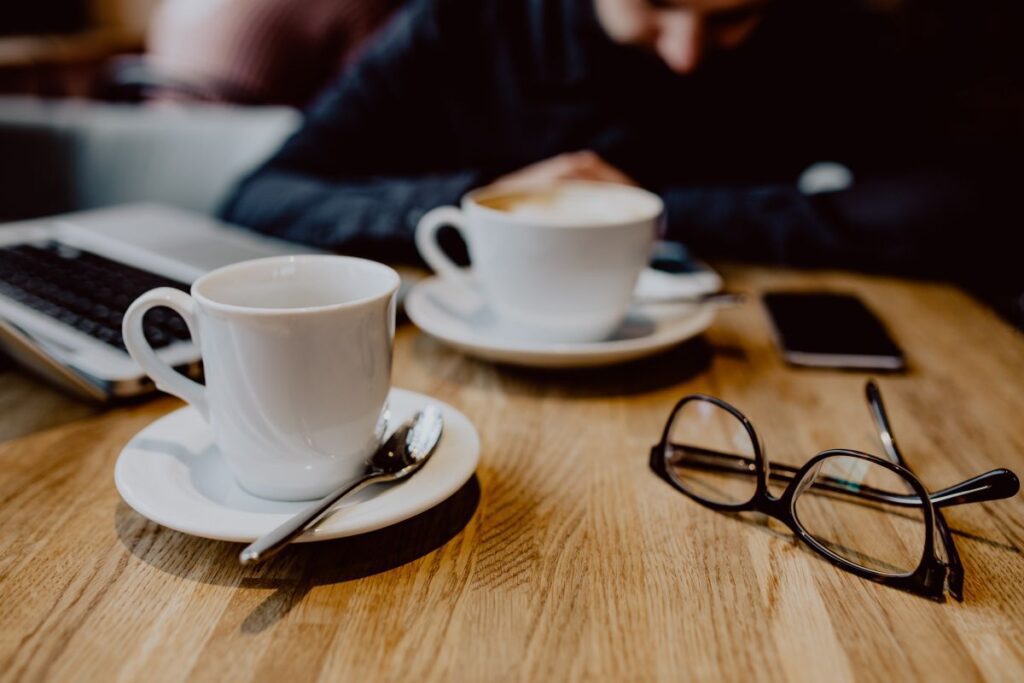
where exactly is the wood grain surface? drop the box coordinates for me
[1,265,1023,683]
[0,355,100,442]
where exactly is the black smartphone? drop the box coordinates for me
[762,292,906,371]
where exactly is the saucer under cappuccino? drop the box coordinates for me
[417,181,662,344]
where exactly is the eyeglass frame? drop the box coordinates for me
[648,381,1020,602]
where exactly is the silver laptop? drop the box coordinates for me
[0,203,319,400]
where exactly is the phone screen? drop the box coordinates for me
[762,292,905,370]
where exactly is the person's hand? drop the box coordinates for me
[491,151,638,192]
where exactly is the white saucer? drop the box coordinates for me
[114,388,480,543]
[405,270,717,368]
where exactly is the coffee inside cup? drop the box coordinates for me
[475,184,659,225]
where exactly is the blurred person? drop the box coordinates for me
[221,0,1021,316]
[141,0,405,105]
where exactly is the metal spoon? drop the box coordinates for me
[634,291,746,307]
[239,405,445,565]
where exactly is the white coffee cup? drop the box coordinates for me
[122,255,400,501]
[416,181,661,343]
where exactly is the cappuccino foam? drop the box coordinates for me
[477,186,657,225]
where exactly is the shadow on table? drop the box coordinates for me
[416,334,722,398]
[497,337,721,398]
[115,475,481,632]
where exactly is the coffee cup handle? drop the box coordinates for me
[122,287,209,421]
[415,206,472,286]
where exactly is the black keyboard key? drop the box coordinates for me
[57,309,81,325]
[95,327,117,343]
[144,327,170,347]
[167,317,190,338]
[147,308,170,324]
[75,319,99,335]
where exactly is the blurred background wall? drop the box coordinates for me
[0,0,158,96]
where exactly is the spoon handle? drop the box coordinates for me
[239,470,387,565]
[636,291,746,306]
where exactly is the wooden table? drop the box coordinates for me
[2,266,1023,682]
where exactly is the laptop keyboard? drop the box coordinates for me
[0,241,192,351]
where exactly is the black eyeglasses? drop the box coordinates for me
[649,381,1020,601]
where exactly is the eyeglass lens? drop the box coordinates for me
[793,454,927,576]
[665,398,758,506]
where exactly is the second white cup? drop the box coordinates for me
[416,181,661,344]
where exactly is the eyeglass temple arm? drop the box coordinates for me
[863,381,966,597]
[865,381,907,467]
[864,380,1019,498]
[928,469,1020,507]
[663,447,888,502]
[666,446,1019,508]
